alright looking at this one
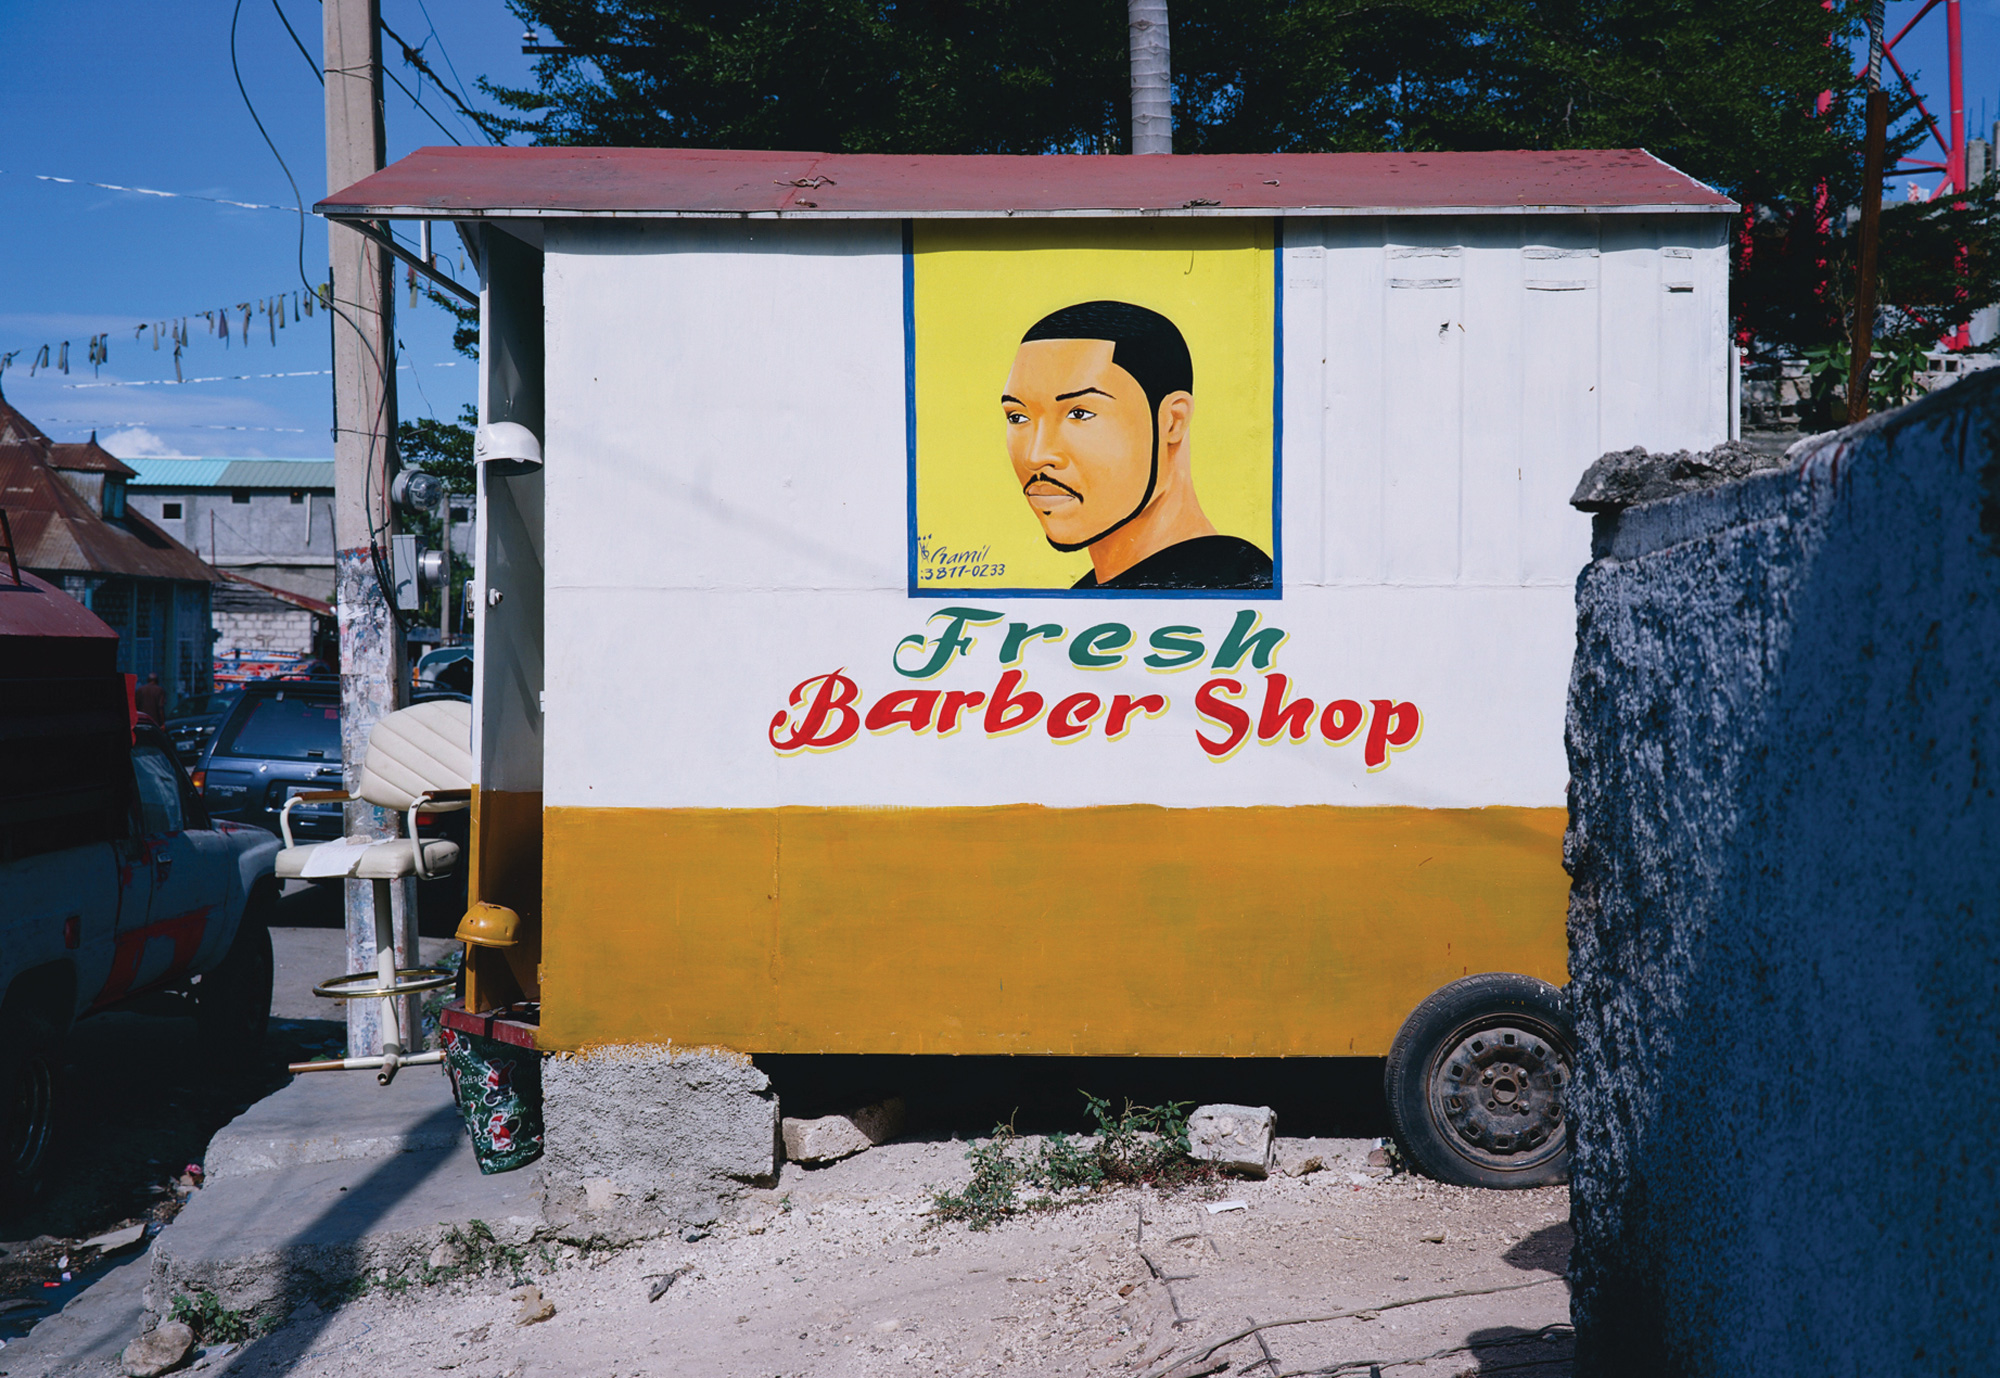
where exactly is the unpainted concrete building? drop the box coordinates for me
[124,456,336,603]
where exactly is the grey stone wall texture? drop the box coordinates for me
[1564,368,2000,1374]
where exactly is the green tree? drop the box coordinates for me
[398,403,476,497]
[488,0,1126,153]
[482,0,1997,406]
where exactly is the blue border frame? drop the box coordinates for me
[903,218,1284,601]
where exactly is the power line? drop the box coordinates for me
[230,0,315,303]
[382,60,464,145]
[58,361,462,390]
[269,0,324,86]
[379,14,504,144]
[39,417,311,434]
[5,169,295,214]
[409,0,480,110]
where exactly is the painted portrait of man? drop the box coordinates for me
[1000,301,1273,592]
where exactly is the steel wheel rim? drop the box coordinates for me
[1425,1014,1572,1175]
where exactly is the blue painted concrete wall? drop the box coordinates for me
[1564,369,2000,1373]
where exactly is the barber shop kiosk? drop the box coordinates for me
[319,146,1735,1185]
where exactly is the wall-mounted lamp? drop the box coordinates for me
[475,422,542,476]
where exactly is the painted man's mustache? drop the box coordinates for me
[1025,473,1083,501]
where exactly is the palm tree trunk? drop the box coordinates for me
[1128,0,1172,154]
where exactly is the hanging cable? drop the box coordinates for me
[233,0,407,634]
[379,15,504,144]
[382,63,464,146]
[269,0,324,85]
[410,0,481,111]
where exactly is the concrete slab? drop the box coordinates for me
[202,1060,464,1182]
[150,1060,543,1323]
[152,1124,540,1322]
[0,1249,151,1378]
[269,927,455,1023]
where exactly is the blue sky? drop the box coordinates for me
[0,2,1993,461]
[0,0,535,459]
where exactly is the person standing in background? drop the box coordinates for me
[134,672,166,724]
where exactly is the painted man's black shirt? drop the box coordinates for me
[1070,535,1274,591]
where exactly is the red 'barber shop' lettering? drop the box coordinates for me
[984,669,1045,735]
[769,670,863,753]
[1257,673,1316,742]
[1047,692,1103,741]
[1194,678,1250,759]
[1364,699,1423,770]
[866,689,942,734]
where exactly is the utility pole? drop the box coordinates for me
[324,0,414,1056]
[1128,0,1172,155]
[1850,0,1888,424]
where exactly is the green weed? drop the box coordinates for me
[420,1219,531,1287]
[931,1095,1213,1231]
[168,1289,258,1345]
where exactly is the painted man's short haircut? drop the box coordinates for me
[1021,301,1193,416]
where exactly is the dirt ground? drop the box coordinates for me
[201,1138,1571,1378]
[6,910,1572,1377]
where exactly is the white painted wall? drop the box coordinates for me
[536,213,1730,813]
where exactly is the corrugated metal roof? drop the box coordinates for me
[219,460,334,490]
[0,568,118,648]
[125,457,333,490]
[0,443,221,584]
[219,569,334,617]
[319,147,1738,221]
[0,392,50,446]
[45,440,138,478]
[124,459,233,488]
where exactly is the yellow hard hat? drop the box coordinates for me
[455,901,522,949]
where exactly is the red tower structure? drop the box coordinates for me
[1860,0,1971,345]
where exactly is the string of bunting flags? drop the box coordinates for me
[1,285,333,384]
[3,168,474,387]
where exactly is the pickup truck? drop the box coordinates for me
[1,569,279,1206]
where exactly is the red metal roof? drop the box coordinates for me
[46,438,139,478]
[0,442,220,584]
[319,147,1736,221]
[219,569,334,618]
[0,390,50,446]
[0,567,118,651]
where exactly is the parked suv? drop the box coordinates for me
[196,676,346,841]
[164,688,242,766]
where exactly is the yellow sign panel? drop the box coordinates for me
[910,220,1278,596]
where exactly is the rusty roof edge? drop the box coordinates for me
[319,200,1740,220]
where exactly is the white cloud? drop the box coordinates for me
[98,426,186,458]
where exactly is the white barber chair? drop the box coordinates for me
[276,698,471,1084]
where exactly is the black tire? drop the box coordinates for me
[196,885,275,1061]
[1383,972,1574,1189]
[0,1013,61,1211]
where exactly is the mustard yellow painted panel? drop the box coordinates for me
[538,804,1568,1056]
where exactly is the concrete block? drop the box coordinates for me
[781,1097,906,1165]
[540,1044,778,1246]
[1187,1104,1276,1178]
